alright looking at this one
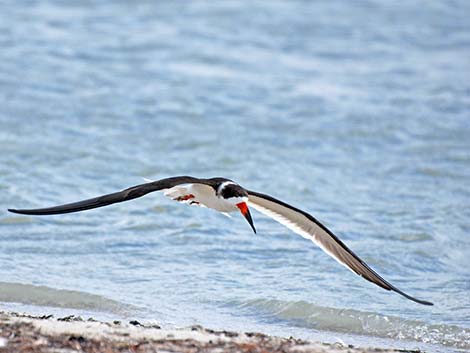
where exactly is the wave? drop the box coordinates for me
[234,298,469,350]
[0,282,136,316]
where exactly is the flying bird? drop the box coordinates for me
[8,176,433,306]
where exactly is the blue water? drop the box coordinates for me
[1,1,469,351]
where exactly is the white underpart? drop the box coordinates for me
[247,196,357,275]
[162,184,193,200]
[162,183,244,213]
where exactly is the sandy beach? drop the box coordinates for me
[0,311,424,353]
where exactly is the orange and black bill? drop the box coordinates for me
[236,202,256,234]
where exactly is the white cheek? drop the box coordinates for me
[226,196,248,205]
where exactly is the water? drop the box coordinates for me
[1,1,469,351]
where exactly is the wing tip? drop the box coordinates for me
[8,208,43,215]
[389,287,434,306]
[409,296,434,306]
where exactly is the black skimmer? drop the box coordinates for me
[8,176,433,306]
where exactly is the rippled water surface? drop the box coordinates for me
[1,1,469,352]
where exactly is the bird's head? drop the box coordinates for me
[217,182,256,233]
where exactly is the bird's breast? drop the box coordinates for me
[162,183,237,213]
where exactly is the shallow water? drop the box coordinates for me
[1,1,469,352]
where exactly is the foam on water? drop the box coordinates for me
[232,299,470,350]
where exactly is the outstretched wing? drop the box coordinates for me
[8,176,203,216]
[247,190,433,306]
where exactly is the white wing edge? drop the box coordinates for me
[247,191,434,306]
[247,199,354,273]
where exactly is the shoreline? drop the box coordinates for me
[0,311,423,353]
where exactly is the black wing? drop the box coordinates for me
[8,176,203,216]
[247,190,433,306]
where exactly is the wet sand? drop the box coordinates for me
[0,311,423,353]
